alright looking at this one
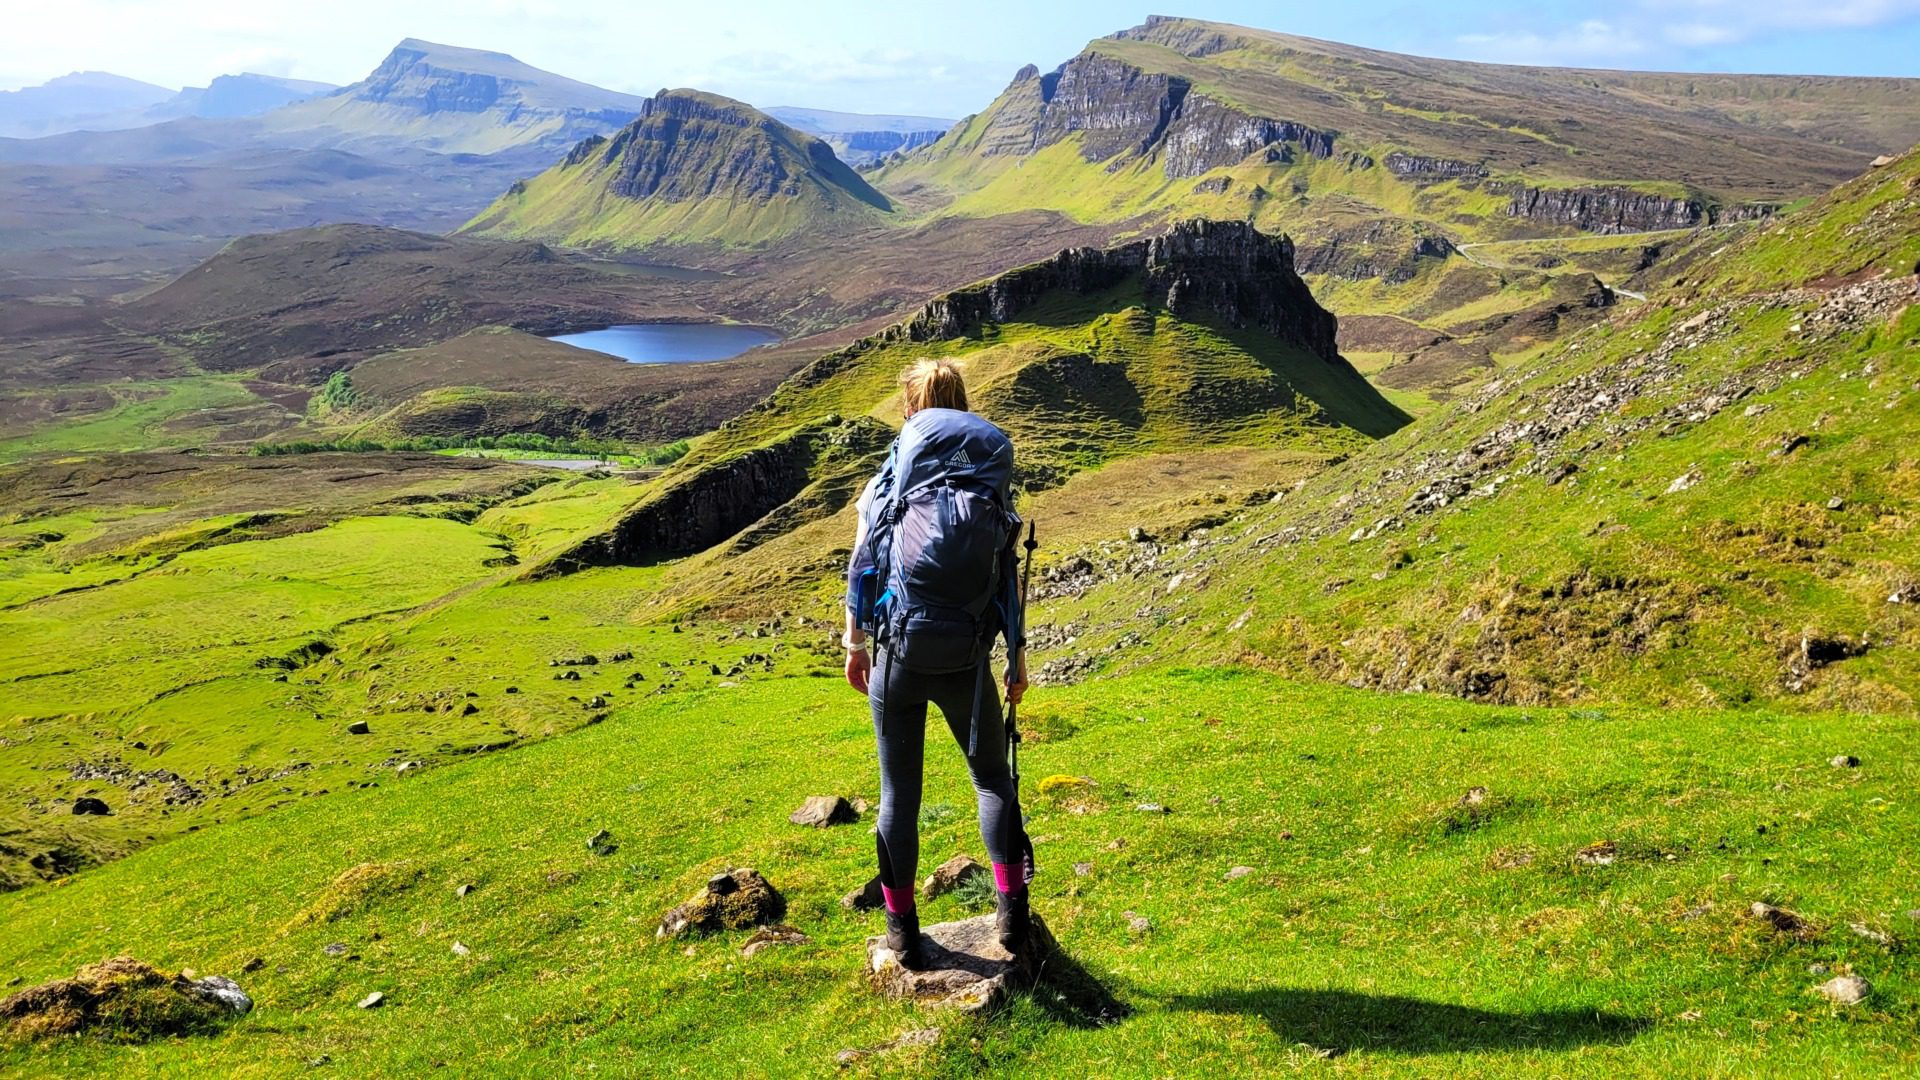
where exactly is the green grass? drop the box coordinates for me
[0,377,272,462]
[2,669,1913,1075]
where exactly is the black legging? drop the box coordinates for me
[870,646,1021,899]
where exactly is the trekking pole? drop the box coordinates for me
[1009,520,1037,786]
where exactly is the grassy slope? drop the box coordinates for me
[1,669,1913,1076]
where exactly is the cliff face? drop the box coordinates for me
[884,219,1337,358]
[970,52,1335,179]
[1504,183,1776,234]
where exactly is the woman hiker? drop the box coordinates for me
[843,358,1032,969]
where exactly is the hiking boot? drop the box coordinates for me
[995,889,1030,955]
[884,909,923,969]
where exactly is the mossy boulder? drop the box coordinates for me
[656,868,785,938]
[1,957,250,1043]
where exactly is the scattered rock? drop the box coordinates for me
[1073,862,1094,877]
[1871,154,1897,168]
[657,868,786,938]
[356,991,385,1010]
[322,943,348,957]
[586,829,617,856]
[922,855,988,900]
[451,942,470,957]
[455,883,473,898]
[1830,755,1860,768]
[1815,975,1870,1005]
[835,1026,941,1066]
[241,957,265,973]
[1664,469,1702,495]
[1224,866,1255,880]
[1849,922,1894,947]
[346,721,371,736]
[1826,496,1846,511]
[841,875,885,912]
[1750,902,1820,940]
[0,958,251,1042]
[70,796,110,816]
[1123,911,1153,934]
[866,913,1059,1013]
[1135,803,1169,815]
[1128,526,1151,543]
[740,924,810,958]
[789,795,857,828]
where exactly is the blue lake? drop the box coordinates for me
[548,323,780,364]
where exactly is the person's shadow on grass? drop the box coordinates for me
[1169,987,1647,1056]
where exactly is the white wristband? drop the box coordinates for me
[841,633,868,652]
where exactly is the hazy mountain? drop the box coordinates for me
[764,106,953,164]
[162,73,337,120]
[254,38,649,156]
[0,71,176,138]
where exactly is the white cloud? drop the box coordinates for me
[1454,0,1920,65]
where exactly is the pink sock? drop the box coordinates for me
[992,862,1024,894]
[881,884,914,914]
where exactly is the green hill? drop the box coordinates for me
[462,89,894,250]
[0,149,1914,1078]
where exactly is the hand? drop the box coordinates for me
[1005,650,1029,706]
[845,647,871,694]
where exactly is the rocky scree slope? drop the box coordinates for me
[463,89,893,249]
[538,219,1407,580]
[1017,149,1920,711]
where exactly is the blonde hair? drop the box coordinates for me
[901,358,968,414]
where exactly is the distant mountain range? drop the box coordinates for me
[0,70,334,138]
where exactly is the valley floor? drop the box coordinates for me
[2,668,1914,1077]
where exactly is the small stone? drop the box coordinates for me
[1849,922,1893,946]
[740,924,810,958]
[71,796,111,816]
[1135,803,1169,815]
[189,976,252,1015]
[1831,754,1860,768]
[1280,831,1294,841]
[455,883,473,898]
[1751,902,1819,939]
[1459,786,1489,807]
[922,855,988,900]
[346,721,371,736]
[322,942,347,956]
[1128,526,1150,543]
[585,696,606,709]
[1224,866,1255,881]
[587,829,616,856]
[1826,496,1846,511]
[1072,862,1093,877]
[356,991,385,1009]
[1815,975,1870,1005]
[841,875,885,911]
[451,942,471,957]
[866,913,1057,1013]
[242,957,265,973]
[1665,469,1702,495]
[1809,963,1828,975]
[789,795,857,828]
[1123,911,1152,934]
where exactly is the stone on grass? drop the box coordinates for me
[740,924,810,958]
[1224,866,1255,881]
[789,795,857,828]
[586,829,617,856]
[1136,803,1169,815]
[836,1027,941,1066]
[451,942,470,957]
[356,991,384,1009]
[322,943,348,957]
[71,797,110,816]
[1123,911,1152,935]
[866,913,1058,1014]
[1830,754,1860,768]
[346,721,371,736]
[1815,975,1870,1005]
[657,868,785,938]
[1575,841,1617,866]
[1751,902,1820,940]
[0,958,251,1042]
[922,855,987,900]
[841,875,884,912]
[1849,922,1893,947]
[1072,862,1093,877]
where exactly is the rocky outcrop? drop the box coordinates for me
[974,52,1335,178]
[540,414,891,572]
[1384,151,1487,180]
[876,219,1338,358]
[1294,219,1457,283]
[354,39,639,128]
[827,128,944,165]
[1505,183,1705,234]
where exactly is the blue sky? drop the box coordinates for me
[3,1,1917,116]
